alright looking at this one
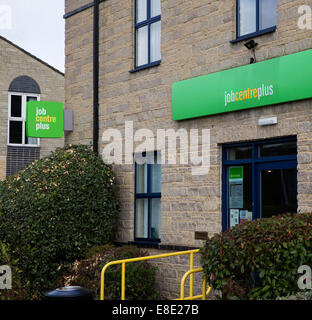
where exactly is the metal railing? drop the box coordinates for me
[176,268,212,300]
[100,249,212,300]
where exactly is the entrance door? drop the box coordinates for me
[256,161,297,219]
[222,137,297,231]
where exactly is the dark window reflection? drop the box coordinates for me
[11,95,22,117]
[259,142,297,157]
[9,121,23,144]
[261,168,297,218]
[228,146,252,160]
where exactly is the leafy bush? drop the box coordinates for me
[0,242,29,300]
[55,244,159,300]
[200,213,312,300]
[0,145,119,298]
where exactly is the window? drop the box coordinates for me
[222,137,297,231]
[134,0,161,70]
[235,0,277,41]
[135,152,161,242]
[8,92,40,146]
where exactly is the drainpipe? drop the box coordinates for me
[93,0,99,154]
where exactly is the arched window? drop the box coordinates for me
[8,76,41,146]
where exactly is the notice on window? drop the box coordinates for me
[229,167,243,183]
[248,211,253,221]
[239,210,253,223]
[229,182,243,208]
[240,210,249,222]
[229,167,243,209]
[230,209,239,228]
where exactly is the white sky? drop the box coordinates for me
[0,0,65,72]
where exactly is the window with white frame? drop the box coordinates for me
[237,0,277,39]
[8,92,40,146]
[135,0,161,69]
[135,151,161,241]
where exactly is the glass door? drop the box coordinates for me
[256,162,297,219]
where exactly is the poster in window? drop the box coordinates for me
[230,209,239,228]
[229,182,243,209]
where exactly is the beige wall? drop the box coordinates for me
[0,37,65,177]
[65,0,312,297]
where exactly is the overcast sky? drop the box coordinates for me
[0,0,65,72]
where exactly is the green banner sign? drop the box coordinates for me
[26,101,63,138]
[172,49,312,120]
[229,167,243,182]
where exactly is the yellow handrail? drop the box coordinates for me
[100,249,201,300]
[176,268,212,300]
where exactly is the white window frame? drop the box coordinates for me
[8,92,41,147]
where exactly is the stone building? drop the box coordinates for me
[64,0,312,298]
[0,35,65,179]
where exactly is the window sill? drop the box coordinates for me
[8,144,40,147]
[129,60,161,73]
[230,26,277,44]
[126,241,199,251]
[129,240,161,248]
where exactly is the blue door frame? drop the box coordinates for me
[222,137,297,231]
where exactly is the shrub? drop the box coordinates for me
[200,213,312,300]
[55,244,159,300]
[0,242,29,300]
[0,145,119,298]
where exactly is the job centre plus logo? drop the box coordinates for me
[224,84,274,107]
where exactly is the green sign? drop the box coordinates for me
[26,101,63,138]
[229,167,243,182]
[172,49,312,120]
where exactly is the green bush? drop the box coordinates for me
[200,213,312,300]
[0,145,119,298]
[55,244,159,300]
[0,242,29,300]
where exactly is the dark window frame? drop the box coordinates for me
[131,0,161,72]
[230,0,277,43]
[134,151,161,243]
[222,136,297,232]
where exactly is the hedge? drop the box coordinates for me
[55,244,159,300]
[0,242,29,300]
[0,144,119,298]
[200,213,312,299]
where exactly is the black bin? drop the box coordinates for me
[44,286,94,300]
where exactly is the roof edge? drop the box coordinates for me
[0,35,64,76]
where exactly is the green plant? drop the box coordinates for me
[0,242,29,300]
[0,144,119,298]
[55,245,159,300]
[200,213,312,300]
